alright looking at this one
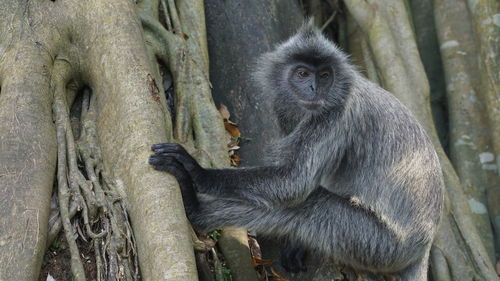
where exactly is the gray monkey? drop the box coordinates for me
[149,22,444,281]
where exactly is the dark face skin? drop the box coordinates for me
[288,64,333,110]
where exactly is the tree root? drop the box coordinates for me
[50,59,139,280]
[137,2,257,281]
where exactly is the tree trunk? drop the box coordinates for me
[204,0,303,166]
[0,3,57,278]
[432,0,496,262]
[0,0,226,280]
[343,0,498,280]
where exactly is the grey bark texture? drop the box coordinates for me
[204,0,303,166]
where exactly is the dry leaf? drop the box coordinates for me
[147,73,161,102]
[230,154,241,166]
[270,268,290,281]
[225,122,241,138]
[228,138,240,147]
[219,104,231,120]
[219,104,241,166]
[252,257,273,267]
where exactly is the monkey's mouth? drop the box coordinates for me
[298,99,325,110]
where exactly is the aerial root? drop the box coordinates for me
[430,246,452,281]
[50,59,139,281]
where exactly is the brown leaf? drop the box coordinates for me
[219,104,231,120]
[248,236,262,259]
[224,122,241,138]
[270,268,290,281]
[230,154,241,167]
[252,257,273,267]
[147,73,161,102]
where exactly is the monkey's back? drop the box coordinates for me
[322,74,444,249]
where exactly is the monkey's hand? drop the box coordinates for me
[150,142,207,185]
[149,143,201,216]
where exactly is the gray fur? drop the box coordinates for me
[151,22,444,281]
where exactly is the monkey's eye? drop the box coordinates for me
[319,72,330,79]
[297,71,310,78]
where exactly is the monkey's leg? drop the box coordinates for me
[194,188,425,277]
[397,246,430,281]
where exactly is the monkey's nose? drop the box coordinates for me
[309,83,317,93]
[309,80,317,94]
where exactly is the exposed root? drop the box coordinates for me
[50,59,139,280]
[52,59,87,281]
[211,248,225,281]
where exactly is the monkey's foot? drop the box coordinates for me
[280,243,307,273]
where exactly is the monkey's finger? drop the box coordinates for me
[151,142,187,154]
[149,154,186,175]
[149,154,200,213]
[151,143,168,151]
[154,151,200,173]
[149,154,198,186]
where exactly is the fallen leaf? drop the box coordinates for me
[228,138,240,148]
[270,268,290,281]
[225,122,241,138]
[252,257,273,267]
[147,73,161,102]
[219,104,231,120]
[230,154,241,167]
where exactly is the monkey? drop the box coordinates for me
[149,22,444,281]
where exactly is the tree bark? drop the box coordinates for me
[0,0,217,279]
[204,0,303,166]
[0,1,60,279]
[0,33,57,281]
[432,0,496,262]
[465,0,500,259]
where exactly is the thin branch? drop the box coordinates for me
[160,0,173,31]
[166,0,182,34]
[321,11,337,30]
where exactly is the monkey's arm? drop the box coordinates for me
[149,143,316,204]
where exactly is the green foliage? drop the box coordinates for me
[223,268,233,281]
[209,229,221,241]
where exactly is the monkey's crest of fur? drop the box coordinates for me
[254,21,354,112]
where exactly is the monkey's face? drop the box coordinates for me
[287,64,333,111]
[254,22,352,114]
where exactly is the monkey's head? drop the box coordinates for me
[254,20,353,113]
